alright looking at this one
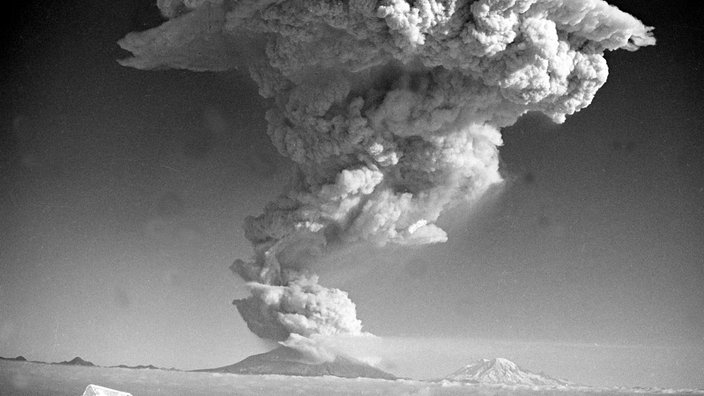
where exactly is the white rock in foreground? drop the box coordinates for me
[81,384,132,396]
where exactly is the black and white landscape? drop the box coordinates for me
[3,355,704,395]
[1,0,703,394]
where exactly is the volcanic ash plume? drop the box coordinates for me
[119,0,654,354]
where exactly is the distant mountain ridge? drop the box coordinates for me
[54,357,96,367]
[111,364,161,370]
[194,346,396,380]
[1,355,178,371]
[445,358,572,387]
[0,356,27,362]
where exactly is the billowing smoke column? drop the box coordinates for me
[119,0,653,352]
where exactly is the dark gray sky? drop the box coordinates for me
[1,0,702,388]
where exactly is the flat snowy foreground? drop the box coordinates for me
[1,361,702,396]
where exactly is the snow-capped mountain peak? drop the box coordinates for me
[445,358,571,387]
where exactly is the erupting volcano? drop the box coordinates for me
[119,0,654,369]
